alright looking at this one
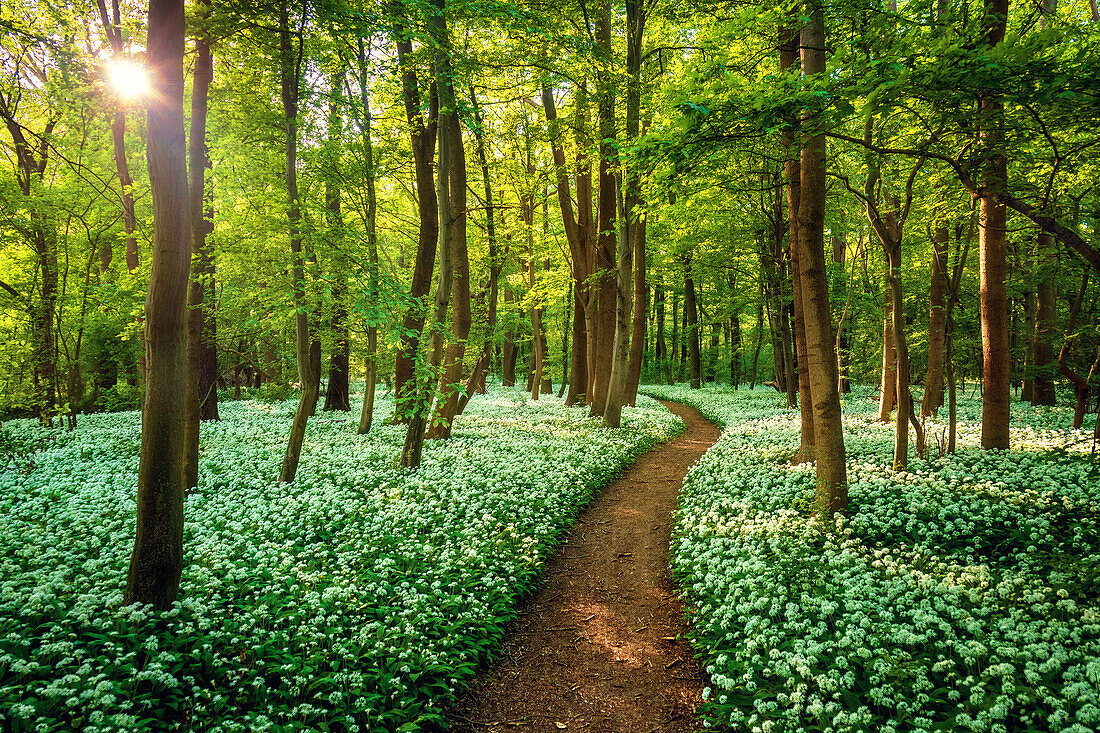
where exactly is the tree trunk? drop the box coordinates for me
[684,256,702,389]
[781,17,813,460]
[655,285,669,384]
[278,0,313,484]
[464,84,501,402]
[614,0,648,417]
[354,42,380,433]
[391,17,439,421]
[887,244,911,469]
[590,2,618,418]
[185,6,215,490]
[126,0,190,609]
[1059,268,1090,429]
[877,288,897,421]
[323,69,351,413]
[798,5,847,515]
[424,12,471,441]
[670,290,679,383]
[1033,231,1057,405]
[542,84,590,407]
[922,221,949,417]
[979,0,1011,450]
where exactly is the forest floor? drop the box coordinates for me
[447,401,721,733]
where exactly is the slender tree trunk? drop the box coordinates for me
[323,69,351,413]
[684,256,702,389]
[464,85,501,402]
[887,242,911,469]
[610,0,648,418]
[1059,268,1090,429]
[542,84,590,406]
[1033,230,1057,405]
[798,4,847,515]
[655,285,668,384]
[185,6,215,490]
[391,18,439,421]
[126,0,190,609]
[356,39,381,434]
[670,291,679,383]
[96,0,139,272]
[423,19,471,440]
[751,280,763,388]
[922,221,949,417]
[877,289,897,420]
[278,0,314,484]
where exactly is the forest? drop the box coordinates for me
[1,0,1098,729]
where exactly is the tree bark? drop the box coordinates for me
[278,0,314,484]
[684,256,702,389]
[323,69,351,413]
[464,84,501,403]
[590,1,617,417]
[780,16,814,460]
[185,3,216,490]
[391,12,439,421]
[979,0,1011,450]
[922,221,949,417]
[126,0,190,609]
[1059,268,1090,429]
[877,290,897,421]
[542,84,591,406]
[1033,231,1057,405]
[798,4,847,515]
[356,39,381,434]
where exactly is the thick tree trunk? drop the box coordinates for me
[781,17,813,460]
[590,2,617,417]
[877,291,897,421]
[798,5,847,515]
[979,0,1011,450]
[126,0,190,609]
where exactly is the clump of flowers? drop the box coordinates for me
[0,387,681,731]
[644,383,1100,732]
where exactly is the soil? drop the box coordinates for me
[447,401,722,733]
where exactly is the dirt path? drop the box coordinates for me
[447,401,721,733]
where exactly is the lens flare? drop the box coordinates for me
[107,61,150,100]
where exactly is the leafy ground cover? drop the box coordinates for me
[0,388,681,732]
[642,384,1100,733]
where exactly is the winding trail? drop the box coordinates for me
[448,401,721,733]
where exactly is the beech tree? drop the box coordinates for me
[125,0,190,608]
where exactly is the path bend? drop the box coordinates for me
[448,401,721,732]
